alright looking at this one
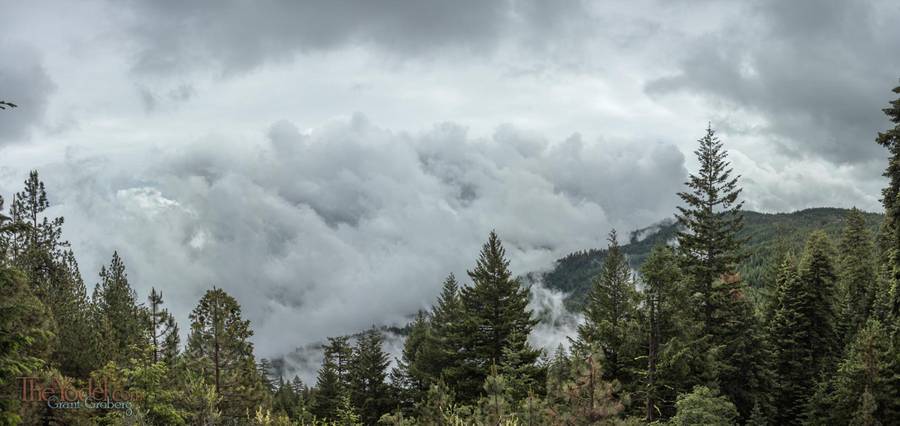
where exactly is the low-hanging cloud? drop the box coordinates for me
[20,115,685,361]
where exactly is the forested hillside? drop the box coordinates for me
[1,84,899,425]
[544,208,884,311]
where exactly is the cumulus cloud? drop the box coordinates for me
[12,116,684,362]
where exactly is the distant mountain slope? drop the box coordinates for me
[542,208,884,311]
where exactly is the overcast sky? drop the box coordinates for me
[1,0,899,370]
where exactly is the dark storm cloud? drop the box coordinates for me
[123,0,589,75]
[647,0,900,164]
[0,42,55,144]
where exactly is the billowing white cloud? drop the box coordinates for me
[1,115,684,361]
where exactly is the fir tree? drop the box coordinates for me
[818,319,900,424]
[639,244,694,421]
[93,251,149,365]
[875,81,900,321]
[797,231,839,367]
[7,171,69,300]
[391,311,430,411]
[457,231,540,402]
[575,230,640,386]
[185,287,269,420]
[324,335,353,387]
[836,208,877,345]
[349,327,394,425]
[312,350,345,422]
[769,233,840,425]
[148,287,179,365]
[50,249,101,377]
[712,272,774,421]
[675,125,747,331]
[0,267,54,425]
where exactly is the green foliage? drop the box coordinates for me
[543,208,883,311]
[93,252,150,366]
[675,125,747,331]
[147,287,179,367]
[668,386,739,426]
[546,347,628,424]
[349,327,394,425]
[768,232,842,425]
[575,230,641,386]
[0,267,54,425]
[313,338,349,422]
[454,231,541,402]
[639,244,711,421]
[185,287,270,421]
[806,319,900,424]
[836,208,878,344]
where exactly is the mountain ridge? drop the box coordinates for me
[540,207,884,310]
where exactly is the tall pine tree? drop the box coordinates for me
[875,81,900,322]
[185,287,269,421]
[769,233,838,425]
[148,287,179,366]
[574,229,640,386]
[836,208,877,345]
[93,251,149,365]
[675,125,747,332]
[456,231,540,403]
[349,327,394,425]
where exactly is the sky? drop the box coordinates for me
[1,0,899,378]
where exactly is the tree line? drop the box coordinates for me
[1,82,899,425]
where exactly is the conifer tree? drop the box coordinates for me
[185,287,269,420]
[349,327,394,425]
[457,231,540,402]
[392,275,466,408]
[639,244,691,421]
[836,208,877,344]
[50,249,101,377]
[810,319,900,424]
[93,251,149,365]
[769,256,812,425]
[312,351,345,421]
[797,231,839,366]
[391,311,431,411]
[478,365,515,425]
[324,336,353,387]
[0,267,54,425]
[428,274,467,391]
[547,347,627,424]
[675,125,747,331]
[7,172,69,300]
[875,81,900,321]
[769,233,839,425]
[575,230,640,386]
[148,287,179,365]
[545,344,571,407]
[712,272,774,421]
